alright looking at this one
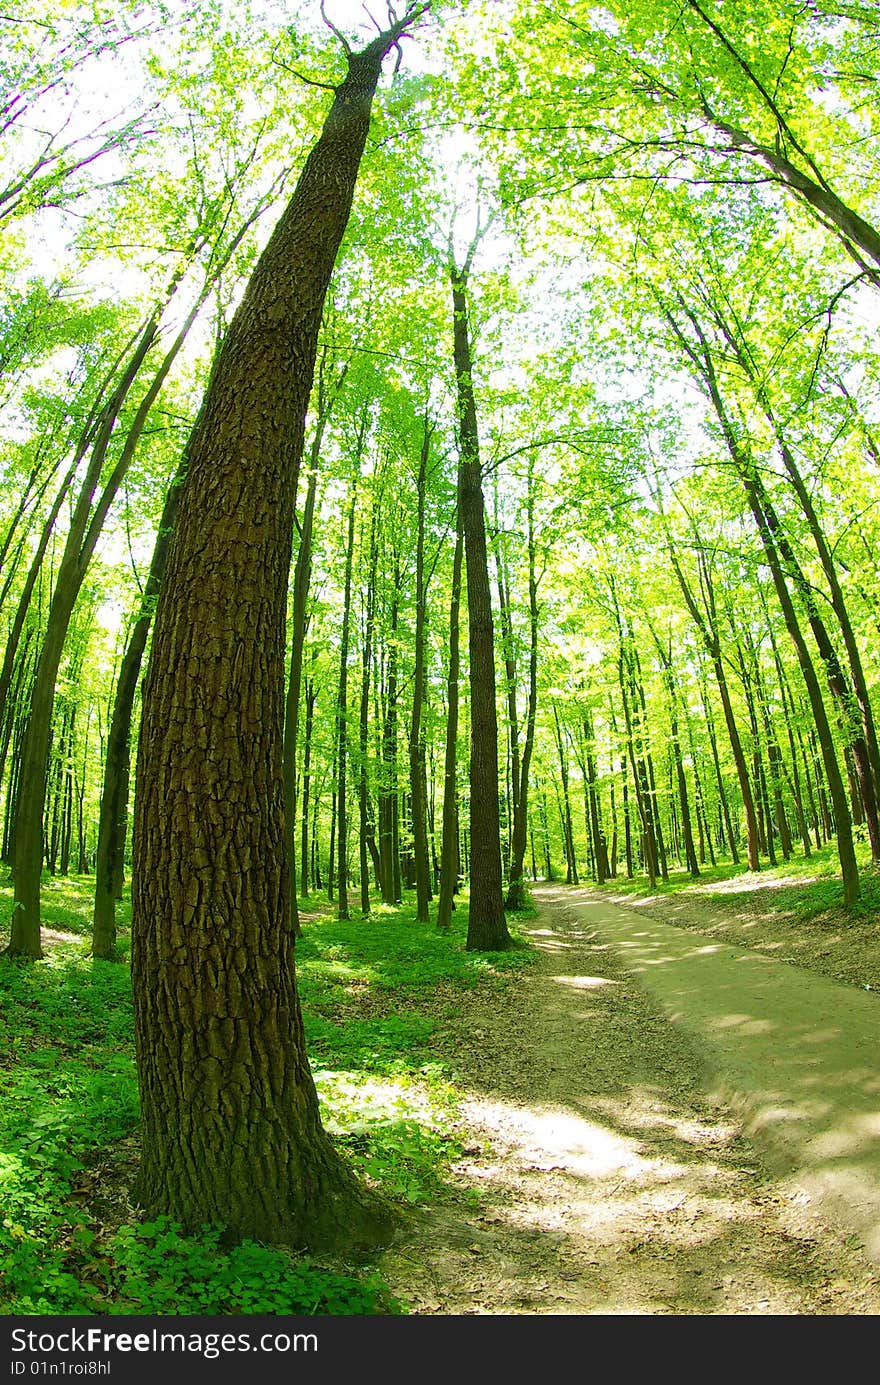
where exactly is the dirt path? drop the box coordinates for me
[549,884,880,1262]
[379,889,880,1315]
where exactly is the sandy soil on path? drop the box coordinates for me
[549,884,880,1264]
[379,893,880,1315]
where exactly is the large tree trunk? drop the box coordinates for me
[130,17,424,1249]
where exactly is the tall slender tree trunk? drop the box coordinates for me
[635,651,668,881]
[504,464,540,909]
[738,353,880,858]
[743,478,860,905]
[539,780,552,880]
[685,710,715,867]
[93,456,186,959]
[282,459,320,937]
[359,493,378,917]
[0,456,80,800]
[608,779,619,876]
[299,668,317,895]
[770,633,811,858]
[752,648,793,862]
[616,628,658,888]
[583,706,609,884]
[552,704,578,886]
[684,320,860,905]
[450,256,510,950]
[327,754,337,904]
[409,422,432,923]
[75,706,91,874]
[378,574,400,905]
[701,676,739,862]
[9,285,207,958]
[664,665,699,878]
[437,518,463,930]
[335,487,357,924]
[660,506,759,869]
[734,642,774,862]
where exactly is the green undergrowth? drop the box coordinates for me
[587,838,880,921]
[296,894,533,1072]
[0,881,533,1316]
[34,873,132,939]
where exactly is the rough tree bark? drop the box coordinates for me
[130,9,427,1248]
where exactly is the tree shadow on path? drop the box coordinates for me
[380,893,880,1315]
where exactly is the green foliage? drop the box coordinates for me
[602,841,880,921]
[0,945,139,1313]
[105,1220,404,1316]
[317,1068,465,1206]
[305,1011,436,1074]
[297,896,534,997]
[5,873,131,943]
[338,1120,462,1206]
[0,881,534,1316]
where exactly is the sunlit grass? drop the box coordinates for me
[0,872,535,1315]
[588,838,880,921]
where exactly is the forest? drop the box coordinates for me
[2,0,880,1322]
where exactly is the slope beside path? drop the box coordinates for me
[537,883,880,1263]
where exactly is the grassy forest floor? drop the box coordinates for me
[1,843,879,1316]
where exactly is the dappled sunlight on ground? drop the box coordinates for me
[380,893,880,1314]
[710,1013,777,1035]
[551,974,618,990]
[552,888,880,1272]
[697,874,822,896]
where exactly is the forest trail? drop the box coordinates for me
[542,885,880,1263]
[379,888,880,1315]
